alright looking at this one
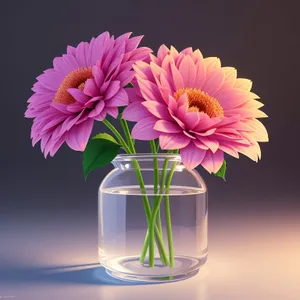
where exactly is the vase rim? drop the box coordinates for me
[113,153,181,162]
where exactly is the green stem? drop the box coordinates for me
[147,158,170,267]
[140,151,178,267]
[150,141,158,190]
[133,161,168,265]
[150,140,167,265]
[102,119,131,153]
[110,119,168,265]
[150,141,163,235]
[120,119,135,154]
[155,139,160,153]
[139,153,164,266]
[164,158,178,267]
[139,231,149,263]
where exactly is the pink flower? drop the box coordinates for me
[123,45,268,172]
[25,32,151,157]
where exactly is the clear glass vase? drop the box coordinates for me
[98,154,208,282]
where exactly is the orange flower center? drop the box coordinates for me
[53,67,93,105]
[174,88,224,118]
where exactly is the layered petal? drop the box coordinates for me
[159,133,190,150]
[154,120,182,133]
[122,101,151,122]
[180,142,206,170]
[201,150,224,173]
[65,119,94,151]
[131,117,160,140]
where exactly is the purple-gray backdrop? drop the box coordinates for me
[1,1,300,299]
[2,0,299,214]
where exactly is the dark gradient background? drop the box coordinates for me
[1,0,300,299]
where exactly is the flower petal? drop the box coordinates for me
[129,47,152,62]
[49,136,66,157]
[137,78,164,103]
[57,111,85,135]
[84,96,102,109]
[51,103,73,115]
[193,114,222,132]
[142,101,172,120]
[170,63,184,90]
[53,55,80,75]
[88,100,105,118]
[106,89,129,107]
[104,81,121,99]
[83,78,99,97]
[183,111,200,130]
[131,116,159,140]
[157,44,170,63]
[192,139,209,150]
[204,57,221,72]
[67,88,90,104]
[122,101,151,122]
[126,35,143,52]
[159,72,174,103]
[94,111,107,121]
[222,67,237,88]
[37,69,65,91]
[40,115,66,133]
[154,120,182,133]
[133,61,155,81]
[65,119,94,151]
[180,142,206,170]
[243,119,269,142]
[193,128,216,137]
[216,88,251,110]
[179,55,196,88]
[191,49,203,64]
[66,102,84,113]
[202,68,225,96]
[159,133,190,150]
[234,143,260,162]
[117,70,135,87]
[195,136,219,153]
[75,42,89,67]
[201,150,224,173]
[234,78,252,91]
[105,107,118,118]
[218,143,239,158]
[194,59,206,89]
[92,66,105,88]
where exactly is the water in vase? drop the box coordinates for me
[98,185,207,282]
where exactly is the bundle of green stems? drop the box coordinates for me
[103,118,178,267]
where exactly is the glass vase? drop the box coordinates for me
[98,154,208,282]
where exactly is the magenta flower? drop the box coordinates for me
[25,32,151,157]
[123,45,268,172]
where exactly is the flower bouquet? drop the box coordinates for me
[25,31,268,282]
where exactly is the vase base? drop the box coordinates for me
[103,255,206,283]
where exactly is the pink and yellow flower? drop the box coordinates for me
[123,45,268,172]
[25,32,151,157]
